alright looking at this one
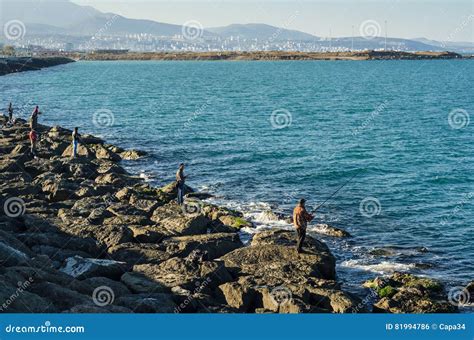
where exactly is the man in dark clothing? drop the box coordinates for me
[71,127,80,158]
[7,102,13,124]
[30,106,41,130]
[176,163,187,205]
[293,198,314,253]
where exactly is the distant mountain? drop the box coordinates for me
[0,0,213,37]
[328,36,448,52]
[0,0,102,28]
[208,23,318,41]
[1,0,471,53]
[413,38,474,53]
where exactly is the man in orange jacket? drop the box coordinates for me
[293,198,314,253]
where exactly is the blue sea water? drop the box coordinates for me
[1,60,473,295]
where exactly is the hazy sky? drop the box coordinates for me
[71,0,474,42]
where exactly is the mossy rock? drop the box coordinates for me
[218,215,252,230]
[378,286,397,298]
[391,273,443,292]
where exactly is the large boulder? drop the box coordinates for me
[133,255,232,291]
[93,144,121,162]
[163,233,243,260]
[108,243,171,265]
[61,144,93,159]
[0,241,30,266]
[60,223,134,249]
[222,230,336,281]
[59,256,129,280]
[151,202,210,236]
[115,293,176,313]
[121,272,169,294]
[120,149,147,160]
[0,279,58,313]
[29,282,92,311]
[311,224,351,238]
[364,272,457,313]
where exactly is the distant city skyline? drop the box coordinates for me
[71,0,474,42]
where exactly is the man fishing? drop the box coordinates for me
[176,163,187,205]
[293,170,363,253]
[30,106,41,130]
[293,198,314,253]
[71,127,80,158]
[7,102,13,124]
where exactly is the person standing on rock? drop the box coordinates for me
[7,102,13,124]
[29,129,38,158]
[30,106,41,130]
[293,198,314,253]
[176,163,187,205]
[71,127,80,158]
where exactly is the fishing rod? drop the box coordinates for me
[310,169,364,214]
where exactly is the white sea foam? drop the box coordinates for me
[340,259,416,274]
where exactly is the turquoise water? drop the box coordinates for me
[1,60,473,293]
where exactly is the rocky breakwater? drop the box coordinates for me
[0,115,459,313]
[0,57,74,76]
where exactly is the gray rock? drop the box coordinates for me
[60,256,129,280]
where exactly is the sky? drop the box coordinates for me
[70,0,474,42]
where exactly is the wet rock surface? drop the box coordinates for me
[363,273,458,313]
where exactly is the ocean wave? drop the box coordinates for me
[340,259,416,274]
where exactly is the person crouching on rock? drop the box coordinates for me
[71,127,80,158]
[29,129,38,158]
[176,163,187,205]
[293,198,314,253]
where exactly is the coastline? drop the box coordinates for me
[0,115,464,313]
[45,50,466,61]
[0,57,75,77]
